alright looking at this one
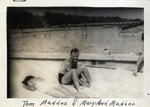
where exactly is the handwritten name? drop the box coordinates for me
[22,101,34,107]
[72,98,135,107]
[22,99,136,107]
[40,99,67,106]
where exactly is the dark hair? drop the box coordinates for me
[70,48,79,54]
[22,76,34,86]
[104,48,108,51]
[141,33,144,41]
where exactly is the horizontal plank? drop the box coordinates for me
[9,52,139,61]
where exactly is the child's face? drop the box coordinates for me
[27,80,36,91]
[28,85,36,91]
[71,52,79,62]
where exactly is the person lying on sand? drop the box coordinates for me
[22,75,88,98]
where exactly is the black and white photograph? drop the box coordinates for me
[7,7,144,98]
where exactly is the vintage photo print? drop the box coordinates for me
[7,7,144,98]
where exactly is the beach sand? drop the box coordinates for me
[8,59,143,98]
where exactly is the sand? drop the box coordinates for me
[8,59,143,98]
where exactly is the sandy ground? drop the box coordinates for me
[8,59,143,98]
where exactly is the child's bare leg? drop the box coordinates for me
[133,67,138,76]
[140,67,143,73]
[77,65,92,84]
[79,78,91,88]
[61,69,81,92]
[72,70,82,92]
[61,70,73,84]
[134,52,144,77]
